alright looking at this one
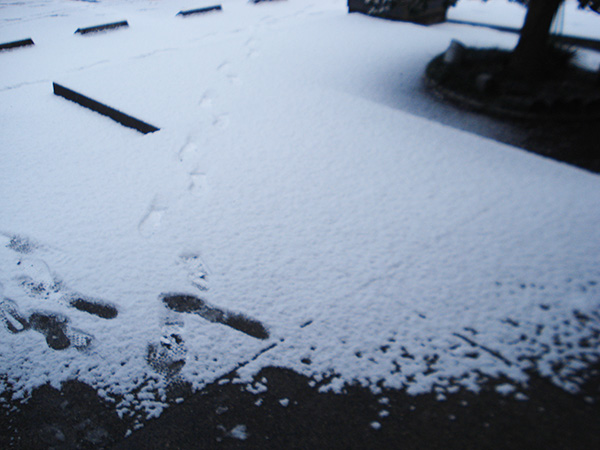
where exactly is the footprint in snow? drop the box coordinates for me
[178,253,210,291]
[147,310,187,378]
[0,300,94,351]
[217,61,242,86]
[245,37,261,59]
[0,298,29,334]
[213,114,230,130]
[161,293,269,340]
[188,172,208,198]
[217,61,232,73]
[15,256,118,319]
[227,73,242,86]
[17,257,62,301]
[1,232,37,254]
[146,251,211,377]
[147,295,268,376]
[177,141,209,199]
[178,141,200,164]
[29,311,93,351]
[199,90,215,109]
[147,268,269,376]
[0,232,118,350]
[138,200,168,238]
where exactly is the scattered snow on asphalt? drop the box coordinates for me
[229,424,248,440]
[1,0,599,424]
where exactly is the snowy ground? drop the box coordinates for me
[449,0,600,40]
[1,0,599,427]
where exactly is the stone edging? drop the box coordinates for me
[423,70,600,123]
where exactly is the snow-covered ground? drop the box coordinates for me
[449,0,600,40]
[1,0,599,426]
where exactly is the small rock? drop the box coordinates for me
[495,383,516,396]
[476,73,495,94]
[75,419,92,431]
[443,40,466,65]
[515,392,529,401]
[39,424,66,445]
[84,427,109,445]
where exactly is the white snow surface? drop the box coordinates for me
[1,0,599,423]
[449,0,600,40]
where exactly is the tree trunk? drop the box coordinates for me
[509,0,564,80]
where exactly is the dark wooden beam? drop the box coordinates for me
[75,20,129,35]
[176,5,222,17]
[53,83,159,134]
[0,38,34,52]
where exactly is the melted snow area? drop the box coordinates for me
[1,0,599,422]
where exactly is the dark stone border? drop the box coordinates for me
[75,21,129,35]
[176,5,222,17]
[53,83,159,134]
[424,54,600,123]
[0,38,34,52]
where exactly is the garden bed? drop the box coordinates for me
[425,45,600,121]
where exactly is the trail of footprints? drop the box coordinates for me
[138,29,260,240]
[1,232,269,382]
[0,233,118,351]
[1,19,270,376]
[141,40,272,378]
